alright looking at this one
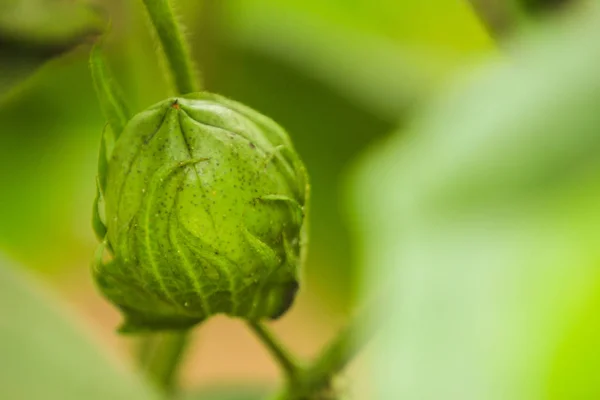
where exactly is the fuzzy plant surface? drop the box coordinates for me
[93,93,309,333]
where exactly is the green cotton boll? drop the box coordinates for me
[93,92,309,333]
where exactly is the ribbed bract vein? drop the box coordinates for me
[168,199,211,316]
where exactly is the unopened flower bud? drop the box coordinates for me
[93,93,309,332]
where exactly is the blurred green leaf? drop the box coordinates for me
[89,44,131,141]
[0,56,103,272]
[468,0,575,40]
[467,0,521,37]
[0,0,104,98]
[0,254,159,400]
[183,386,269,400]
[222,0,493,121]
[519,0,572,15]
[350,4,600,400]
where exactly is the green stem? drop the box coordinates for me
[247,321,301,381]
[141,0,200,94]
[302,311,371,392]
[136,334,159,369]
[141,331,190,395]
[275,307,376,400]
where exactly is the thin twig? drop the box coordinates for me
[274,305,378,400]
[247,321,302,381]
[141,0,200,94]
[142,331,190,395]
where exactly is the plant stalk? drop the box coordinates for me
[274,306,377,400]
[302,310,372,392]
[141,0,200,94]
[247,321,302,381]
[141,331,190,395]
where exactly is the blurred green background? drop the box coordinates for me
[8,0,600,399]
[0,0,490,397]
[0,0,490,304]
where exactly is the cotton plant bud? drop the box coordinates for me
[93,93,309,332]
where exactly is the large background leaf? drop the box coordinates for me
[221,0,492,121]
[350,4,600,400]
[0,255,158,400]
[0,0,104,99]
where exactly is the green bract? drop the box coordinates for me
[93,93,309,332]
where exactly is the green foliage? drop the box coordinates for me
[94,94,309,332]
[0,1,106,270]
[351,5,600,399]
[0,0,104,98]
[0,59,102,270]
[90,44,131,141]
[519,0,570,14]
[90,44,132,241]
[6,0,600,399]
[0,255,159,400]
[222,0,492,121]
